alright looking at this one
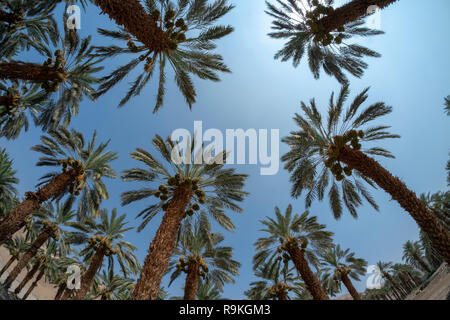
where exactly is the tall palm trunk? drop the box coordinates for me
[286,246,329,300]
[0,168,76,245]
[398,272,414,293]
[22,269,45,300]
[132,186,192,300]
[72,247,106,300]
[319,0,399,33]
[382,272,403,299]
[3,230,50,289]
[0,62,60,82]
[54,282,66,300]
[341,273,361,300]
[14,261,40,295]
[339,146,450,264]
[184,263,200,300]
[94,0,168,53]
[0,256,16,278]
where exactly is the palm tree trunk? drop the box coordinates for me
[54,282,66,300]
[0,62,60,82]
[22,269,45,300]
[339,145,450,264]
[413,253,431,274]
[72,247,106,300]
[60,287,73,300]
[0,168,76,245]
[319,0,399,33]
[276,287,288,300]
[382,272,403,299]
[398,272,413,293]
[14,261,40,295]
[93,0,168,53]
[184,263,200,300]
[132,186,192,300]
[341,273,361,300]
[3,230,50,289]
[0,256,16,278]
[0,10,19,24]
[286,245,329,300]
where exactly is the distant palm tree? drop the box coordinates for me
[317,0,399,34]
[391,263,421,295]
[195,280,224,300]
[62,208,140,300]
[3,199,87,289]
[282,85,450,264]
[0,0,58,58]
[93,0,234,111]
[320,244,367,300]
[92,268,135,300]
[265,0,383,84]
[0,127,117,245]
[377,261,405,299]
[0,81,47,139]
[168,215,240,300]
[0,148,18,215]
[121,135,248,300]
[402,241,431,274]
[0,236,29,278]
[246,262,306,300]
[254,205,333,300]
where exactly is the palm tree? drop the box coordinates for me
[0,0,58,58]
[402,241,431,274]
[62,208,140,300]
[265,0,383,84]
[168,215,240,300]
[195,280,224,300]
[0,127,117,245]
[245,262,306,300]
[121,135,248,300]
[92,268,135,300]
[445,96,450,116]
[0,81,47,139]
[254,205,333,300]
[0,236,29,279]
[0,148,18,215]
[317,0,399,34]
[3,199,87,289]
[282,85,450,264]
[92,0,234,111]
[376,261,405,299]
[391,263,421,295]
[13,253,43,296]
[320,244,367,300]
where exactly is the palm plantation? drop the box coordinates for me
[0,127,117,245]
[282,85,450,264]
[121,135,248,299]
[168,215,240,300]
[254,205,333,300]
[0,148,18,215]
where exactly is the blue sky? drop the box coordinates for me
[2,0,450,299]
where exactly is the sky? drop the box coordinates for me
[1,0,450,299]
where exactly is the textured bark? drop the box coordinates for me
[339,146,450,265]
[14,261,40,295]
[60,286,73,300]
[183,263,200,300]
[398,272,414,292]
[287,246,329,300]
[0,62,60,82]
[0,9,19,24]
[3,230,50,289]
[319,0,399,33]
[341,273,361,300]
[132,186,192,300]
[94,0,168,53]
[0,168,76,245]
[54,283,66,300]
[73,247,106,300]
[382,272,404,299]
[276,288,288,301]
[22,269,44,300]
[0,256,16,278]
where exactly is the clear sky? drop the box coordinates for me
[2,0,449,299]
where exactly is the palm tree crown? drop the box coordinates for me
[0,148,18,214]
[93,0,234,112]
[31,127,118,218]
[265,0,383,83]
[282,84,400,218]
